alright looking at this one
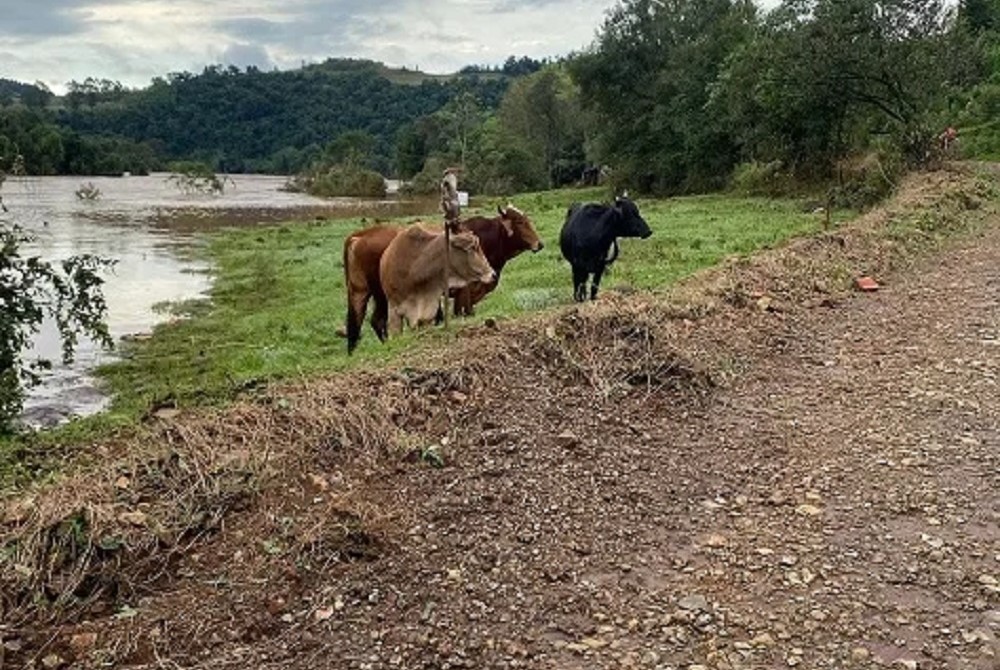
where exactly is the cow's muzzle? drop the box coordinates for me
[533,241,545,252]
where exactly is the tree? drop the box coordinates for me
[711,0,966,176]
[498,66,587,187]
[20,81,53,109]
[571,0,759,193]
[959,0,1000,33]
[323,130,377,169]
[435,92,487,169]
[0,170,113,433]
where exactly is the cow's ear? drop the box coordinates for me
[500,216,514,237]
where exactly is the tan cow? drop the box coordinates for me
[380,223,495,334]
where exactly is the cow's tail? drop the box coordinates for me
[344,237,363,354]
[606,239,620,265]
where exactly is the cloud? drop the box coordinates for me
[0,0,613,90]
[0,0,88,37]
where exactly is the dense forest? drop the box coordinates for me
[0,59,517,177]
[1,0,999,198]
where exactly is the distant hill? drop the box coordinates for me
[55,58,512,174]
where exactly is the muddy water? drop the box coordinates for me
[1,173,434,428]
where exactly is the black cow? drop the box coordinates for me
[559,195,651,302]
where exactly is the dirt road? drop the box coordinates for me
[5,167,1000,669]
[304,199,1000,669]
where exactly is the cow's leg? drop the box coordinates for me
[371,291,389,342]
[590,263,607,301]
[572,265,589,303]
[346,290,370,354]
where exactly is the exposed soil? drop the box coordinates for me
[3,165,1000,669]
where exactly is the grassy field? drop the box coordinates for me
[94,187,849,417]
[1,186,852,470]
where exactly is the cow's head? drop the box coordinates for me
[497,203,544,253]
[614,194,652,239]
[449,230,496,286]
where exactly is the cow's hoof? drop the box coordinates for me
[335,326,348,338]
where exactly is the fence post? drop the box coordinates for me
[440,168,462,330]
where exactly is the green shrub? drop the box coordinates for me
[829,150,904,210]
[292,164,387,198]
[400,157,448,196]
[730,160,795,196]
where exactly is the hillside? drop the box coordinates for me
[2,164,998,668]
[53,59,511,174]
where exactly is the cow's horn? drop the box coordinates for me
[622,190,629,199]
[497,204,505,216]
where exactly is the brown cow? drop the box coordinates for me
[341,204,540,352]
[380,224,495,334]
[450,204,543,316]
[343,225,402,353]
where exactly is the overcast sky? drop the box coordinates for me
[0,0,781,94]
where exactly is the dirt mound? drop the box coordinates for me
[2,163,998,668]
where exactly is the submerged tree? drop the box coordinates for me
[166,161,235,195]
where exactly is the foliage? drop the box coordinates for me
[166,161,235,195]
[58,60,510,176]
[396,69,587,196]
[289,163,387,198]
[0,80,50,108]
[959,0,1000,33]
[730,160,796,197]
[713,0,972,176]
[74,182,102,201]
[400,156,451,195]
[461,116,549,195]
[65,77,129,110]
[953,3,1000,159]
[461,56,549,76]
[0,106,157,176]
[572,0,759,194]
[322,130,378,169]
[497,66,587,188]
[0,174,114,433]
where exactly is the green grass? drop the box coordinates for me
[0,186,852,484]
[94,187,848,415]
[960,120,1000,162]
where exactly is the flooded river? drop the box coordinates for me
[0,173,432,428]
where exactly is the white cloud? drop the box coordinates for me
[0,0,619,92]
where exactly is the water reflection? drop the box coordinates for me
[0,173,434,427]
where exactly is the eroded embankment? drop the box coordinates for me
[1,163,997,668]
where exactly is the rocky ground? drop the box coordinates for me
[4,166,1000,669]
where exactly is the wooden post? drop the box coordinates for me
[440,168,461,329]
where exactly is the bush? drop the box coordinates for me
[400,157,449,196]
[291,164,387,198]
[730,160,796,197]
[166,161,234,195]
[829,150,904,210]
